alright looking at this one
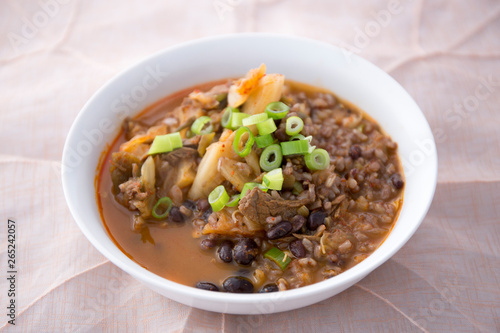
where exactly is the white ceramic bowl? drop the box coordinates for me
[62,34,437,314]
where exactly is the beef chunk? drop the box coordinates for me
[238,186,315,225]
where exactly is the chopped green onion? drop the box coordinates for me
[290,135,315,153]
[286,116,304,136]
[152,197,173,219]
[191,116,213,135]
[280,139,310,155]
[240,182,263,199]
[221,107,239,129]
[265,101,289,120]
[169,133,183,149]
[256,118,277,136]
[264,247,291,270]
[263,168,284,191]
[208,185,229,212]
[148,132,183,155]
[255,133,274,148]
[304,148,330,171]
[230,112,250,129]
[259,144,283,171]
[290,134,305,141]
[225,195,240,207]
[233,126,255,157]
[242,113,268,127]
[292,181,304,196]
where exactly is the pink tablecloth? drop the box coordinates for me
[1,0,499,332]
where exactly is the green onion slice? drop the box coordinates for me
[255,133,274,148]
[304,148,330,171]
[242,113,268,127]
[208,185,230,212]
[263,168,284,191]
[265,101,289,120]
[290,135,315,153]
[240,182,260,199]
[221,107,239,129]
[239,182,268,199]
[264,247,291,270]
[152,197,173,219]
[225,194,240,207]
[256,118,277,136]
[148,132,182,155]
[290,134,305,141]
[230,112,250,129]
[286,116,304,136]
[280,139,310,155]
[259,144,283,171]
[191,116,213,135]
[233,126,255,157]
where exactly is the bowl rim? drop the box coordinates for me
[62,33,438,308]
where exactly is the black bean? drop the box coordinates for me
[307,211,328,231]
[195,282,219,292]
[197,199,210,212]
[223,276,254,293]
[233,238,259,265]
[267,221,293,240]
[391,173,404,189]
[349,144,362,160]
[169,206,184,223]
[200,239,217,250]
[182,200,197,211]
[289,239,306,258]
[259,284,279,293]
[217,240,233,263]
[291,215,306,233]
[201,207,213,221]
